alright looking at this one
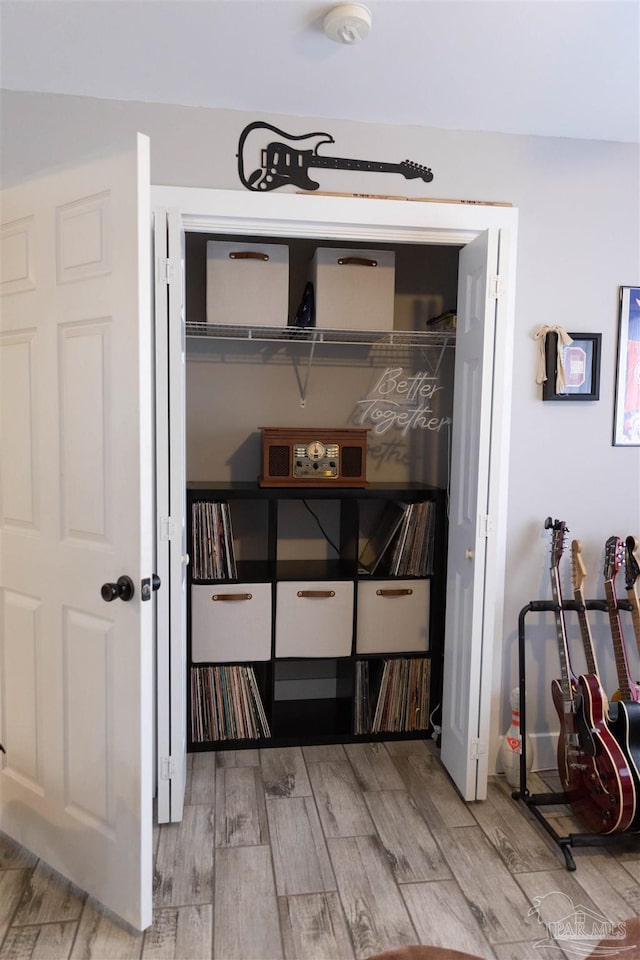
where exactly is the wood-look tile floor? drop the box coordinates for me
[3,740,640,959]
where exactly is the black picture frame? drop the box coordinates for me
[613,286,640,445]
[542,331,601,402]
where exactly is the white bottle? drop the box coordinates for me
[500,687,533,788]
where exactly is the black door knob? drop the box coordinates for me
[101,575,135,602]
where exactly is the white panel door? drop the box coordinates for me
[440,228,499,801]
[0,135,154,930]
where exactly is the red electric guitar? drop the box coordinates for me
[237,122,434,193]
[546,519,634,833]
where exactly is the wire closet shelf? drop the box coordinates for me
[185,322,456,349]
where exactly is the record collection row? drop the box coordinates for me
[190,655,431,743]
[191,501,237,580]
[355,657,431,734]
[359,500,436,577]
[190,665,270,742]
[541,520,640,836]
[191,497,436,582]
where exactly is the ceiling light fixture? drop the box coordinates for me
[323,3,372,44]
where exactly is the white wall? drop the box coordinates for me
[3,90,639,771]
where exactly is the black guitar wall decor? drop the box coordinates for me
[237,121,434,193]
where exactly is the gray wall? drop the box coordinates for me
[3,89,639,768]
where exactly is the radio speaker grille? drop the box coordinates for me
[268,445,290,477]
[341,446,362,478]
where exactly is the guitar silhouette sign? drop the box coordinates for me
[237,121,434,193]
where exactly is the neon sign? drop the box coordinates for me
[354,367,451,436]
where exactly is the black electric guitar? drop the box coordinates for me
[625,536,640,657]
[573,539,640,830]
[237,122,433,193]
[546,519,634,833]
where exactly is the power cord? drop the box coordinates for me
[301,500,340,555]
[429,702,441,740]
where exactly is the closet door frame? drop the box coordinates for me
[152,186,518,817]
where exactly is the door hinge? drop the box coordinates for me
[489,276,504,299]
[160,517,176,541]
[479,514,494,538]
[160,757,175,780]
[471,738,486,761]
[158,258,176,284]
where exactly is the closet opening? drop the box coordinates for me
[182,229,459,755]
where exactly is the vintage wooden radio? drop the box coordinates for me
[259,427,368,487]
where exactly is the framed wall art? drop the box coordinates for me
[543,331,602,401]
[613,285,640,445]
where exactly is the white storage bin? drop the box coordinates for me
[356,579,429,654]
[191,583,272,662]
[206,240,289,327]
[311,247,395,331]
[275,581,354,658]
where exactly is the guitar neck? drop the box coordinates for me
[310,155,409,176]
[627,585,640,658]
[605,580,640,701]
[550,565,574,701]
[573,584,599,676]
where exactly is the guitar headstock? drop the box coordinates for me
[571,539,586,594]
[625,535,640,590]
[604,536,624,583]
[545,517,568,568]
[400,160,434,183]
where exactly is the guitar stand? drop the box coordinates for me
[512,598,637,871]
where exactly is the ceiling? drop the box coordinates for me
[1,0,639,143]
